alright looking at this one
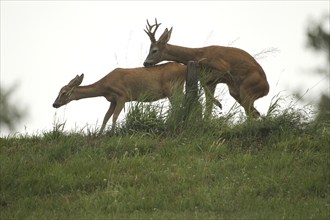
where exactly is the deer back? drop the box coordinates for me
[104,62,186,102]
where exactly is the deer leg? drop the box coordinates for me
[229,84,259,118]
[228,86,251,117]
[241,98,260,118]
[203,83,221,118]
[99,102,116,134]
[239,74,268,118]
[110,98,126,133]
[239,87,260,118]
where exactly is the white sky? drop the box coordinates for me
[1,1,329,136]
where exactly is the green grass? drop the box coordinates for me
[1,98,329,219]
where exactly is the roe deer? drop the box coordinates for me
[53,62,188,134]
[53,63,187,133]
[143,19,269,118]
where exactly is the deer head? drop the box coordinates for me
[53,74,84,108]
[143,19,172,67]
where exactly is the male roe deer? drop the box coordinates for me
[52,62,187,134]
[143,19,270,118]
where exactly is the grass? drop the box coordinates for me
[0,96,329,219]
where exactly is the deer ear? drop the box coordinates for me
[68,74,84,87]
[158,27,172,44]
[77,74,84,85]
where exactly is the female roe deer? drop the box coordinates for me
[53,62,190,134]
[53,62,221,134]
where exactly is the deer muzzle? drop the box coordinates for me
[52,103,60,108]
[143,61,154,67]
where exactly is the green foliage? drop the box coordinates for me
[0,86,26,132]
[316,94,330,123]
[1,97,329,219]
[118,102,167,136]
[305,13,330,122]
[306,13,330,60]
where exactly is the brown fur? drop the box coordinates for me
[53,62,186,134]
[144,21,270,117]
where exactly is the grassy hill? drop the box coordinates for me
[1,99,329,219]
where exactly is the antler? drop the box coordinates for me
[144,18,162,43]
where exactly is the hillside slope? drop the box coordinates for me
[1,103,329,219]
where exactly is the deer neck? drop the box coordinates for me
[71,83,103,101]
[165,44,204,64]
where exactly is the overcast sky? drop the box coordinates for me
[1,1,329,136]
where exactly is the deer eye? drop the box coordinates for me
[60,91,70,99]
[151,48,158,54]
